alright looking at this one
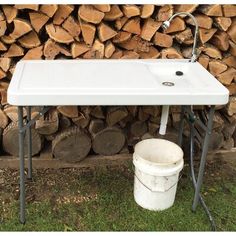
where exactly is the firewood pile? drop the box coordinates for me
[0,4,236,162]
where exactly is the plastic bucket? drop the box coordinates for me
[133,138,184,211]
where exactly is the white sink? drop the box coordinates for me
[8,59,229,106]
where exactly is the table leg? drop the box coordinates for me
[177,106,185,147]
[26,106,32,180]
[18,106,25,224]
[192,105,215,211]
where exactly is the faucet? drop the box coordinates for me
[162,12,199,63]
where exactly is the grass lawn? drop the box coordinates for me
[0,157,236,231]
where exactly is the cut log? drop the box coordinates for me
[92,39,105,58]
[121,51,139,59]
[104,41,115,58]
[62,16,81,39]
[78,5,104,24]
[52,126,91,162]
[223,55,236,69]
[130,120,148,138]
[0,90,7,105]
[57,106,78,118]
[229,40,236,57]
[0,41,7,51]
[123,17,141,35]
[211,31,229,51]
[104,5,123,21]
[201,44,222,59]
[112,31,131,43]
[98,23,117,42]
[40,4,58,17]
[71,42,90,58]
[164,17,186,33]
[110,49,123,59]
[161,47,183,59]
[22,45,43,60]
[80,21,96,46]
[157,5,173,21]
[198,54,210,69]
[92,127,125,155]
[209,60,227,76]
[59,115,71,129]
[3,122,43,157]
[88,119,104,134]
[222,5,236,17]
[91,106,105,119]
[0,58,11,72]
[43,39,60,60]
[53,5,74,25]
[122,5,140,18]
[143,106,160,117]
[139,46,160,59]
[0,20,6,37]
[227,84,236,96]
[199,5,223,16]
[0,109,8,129]
[181,46,192,59]
[227,21,236,43]
[140,18,161,41]
[2,5,18,23]
[18,31,41,49]
[72,112,90,128]
[35,109,59,135]
[3,43,24,58]
[106,107,128,126]
[119,35,151,52]
[140,5,155,19]
[10,18,32,39]
[46,24,74,44]
[29,12,49,33]
[199,28,217,44]
[214,17,232,31]
[175,28,193,45]
[226,97,236,116]
[174,4,198,14]
[115,17,128,30]
[4,106,26,122]
[94,5,111,13]
[186,14,212,29]
[0,69,6,80]
[1,35,15,44]
[154,32,173,48]
[138,107,150,122]
[15,4,39,11]
[216,67,236,85]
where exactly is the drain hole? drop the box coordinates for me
[162,81,175,86]
[176,71,183,76]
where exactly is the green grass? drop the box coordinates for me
[0,160,236,231]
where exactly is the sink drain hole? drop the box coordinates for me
[162,81,175,87]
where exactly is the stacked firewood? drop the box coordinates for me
[0,4,236,161]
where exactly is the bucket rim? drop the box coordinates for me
[134,138,184,166]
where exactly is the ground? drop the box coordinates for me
[0,157,236,231]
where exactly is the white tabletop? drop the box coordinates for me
[7,59,229,106]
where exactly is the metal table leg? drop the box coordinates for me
[18,106,25,224]
[26,106,32,180]
[192,105,215,211]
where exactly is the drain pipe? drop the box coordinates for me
[159,105,169,135]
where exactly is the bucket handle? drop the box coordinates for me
[134,171,183,193]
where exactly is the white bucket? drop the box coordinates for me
[133,138,184,211]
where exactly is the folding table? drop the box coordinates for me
[7,59,229,224]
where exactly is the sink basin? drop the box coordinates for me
[8,59,229,106]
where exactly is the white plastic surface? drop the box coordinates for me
[8,59,229,106]
[133,138,184,211]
